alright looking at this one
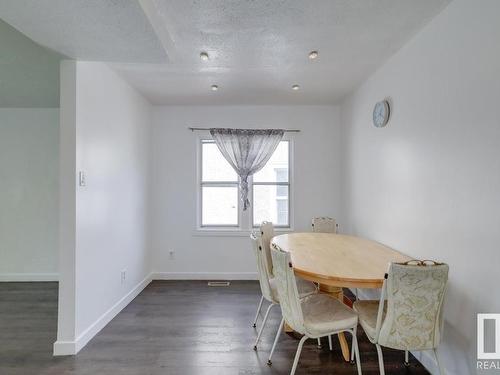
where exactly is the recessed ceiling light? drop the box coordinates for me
[308,50,319,60]
[200,52,209,61]
[292,84,300,91]
[211,84,219,91]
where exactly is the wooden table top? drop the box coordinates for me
[271,233,411,289]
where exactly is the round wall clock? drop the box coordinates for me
[373,100,390,128]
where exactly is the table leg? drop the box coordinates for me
[319,284,350,362]
[337,332,350,362]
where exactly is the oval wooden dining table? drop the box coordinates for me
[271,232,411,362]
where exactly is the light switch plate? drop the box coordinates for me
[79,171,86,187]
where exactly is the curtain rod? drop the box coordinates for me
[188,127,300,133]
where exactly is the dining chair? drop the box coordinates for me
[251,221,275,330]
[250,232,317,351]
[268,243,362,375]
[311,215,357,336]
[312,216,359,302]
[260,221,275,277]
[254,221,318,325]
[256,221,326,349]
[353,260,449,375]
[311,216,338,233]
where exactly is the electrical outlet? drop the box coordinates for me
[121,269,126,284]
[169,250,175,259]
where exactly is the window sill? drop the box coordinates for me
[192,227,294,237]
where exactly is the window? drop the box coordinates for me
[252,141,289,227]
[198,139,291,230]
[200,140,239,226]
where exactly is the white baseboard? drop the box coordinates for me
[151,272,258,280]
[53,273,152,356]
[53,272,255,356]
[0,273,59,282]
[353,288,445,375]
[51,274,448,372]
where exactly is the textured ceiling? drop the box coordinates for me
[115,0,452,105]
[0,0,167,63]
[0,0,451,105]
[0,19,63,107]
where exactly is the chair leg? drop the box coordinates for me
[253,303,275,350]
[252,295,264,328]
[317,338,322,349]
[404,350,409,366]
[328,335,333,351]
[433,348,445,375]
[267,317,284,365]
[376,344,385,375]
[351,328,362,375]
[290,336,308,375]
[350,329,356,364]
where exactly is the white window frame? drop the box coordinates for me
[198,139,241,228]
[195,134,294,235]
[250,140,291,229]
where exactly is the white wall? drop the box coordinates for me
[150,106,341,278]
[0,108,59,281]
[55,61,152,355]
[339,0,500,373]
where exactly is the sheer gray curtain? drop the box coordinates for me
[210,128,284,210]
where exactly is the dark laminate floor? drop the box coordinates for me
[0,281,430,375]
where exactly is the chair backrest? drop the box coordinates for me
[311,217,337,233]
[260,221,275,277]
[250,232,276,303]
[270,243,306,334]
[377,261,449,351]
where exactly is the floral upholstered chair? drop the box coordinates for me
[311,216,338,233]
[312,216,359,303]
[259,221,275,277]
[250,231,316,351]
[353,260,449,375]
[257,221,323,348]
[268,243,362,375]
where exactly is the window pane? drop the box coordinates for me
[253,141,289,183]
[202,141,238,182]
[202,186,238,226]
[253,184,289,226]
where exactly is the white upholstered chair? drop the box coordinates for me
[255,221,325,349]
[311,215,357,343]
[250,232,316,351]
[311,217,338,233]
[268,244,362,375]
[259,221,275,277]
[312,216,360,302]
[251,221,276,330]
[353,260,449,375]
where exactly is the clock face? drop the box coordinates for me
[373,100,390,127]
